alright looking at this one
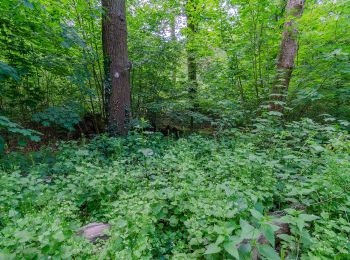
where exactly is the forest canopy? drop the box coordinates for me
[1,0,349,131]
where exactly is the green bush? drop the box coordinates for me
[32,105,81,132]
[0,116,41,156]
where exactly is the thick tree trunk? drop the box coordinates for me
[186,0,198,129]
[102,0,131,136]
[270,0,305,112]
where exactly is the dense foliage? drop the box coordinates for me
[1,119,349,259]
[0,0,349,128]
[1,0,349,259]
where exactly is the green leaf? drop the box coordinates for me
[116,219,128,228]
[42,121,51,127]
[250,209,264,220]
[53,231,65,242]
[300,230,313,247]
[257,244,280,260]
[299,214,319,222]
[169,215,178,226]
[215,235,225,245]
[278,234,293,243]
[75,150,89,156]
[14,230,32,243]
[239,243,251,255]
[240,219,256,239]
[18,140,27,147]
[268,111,283,117]
[296,219,305,231]
[0,252,15,260]
[224,241,239,259]
[310,145,325,153]
[204,243,222,255]
[260,224,275,246]
[29,135,41,142]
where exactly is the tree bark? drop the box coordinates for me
[102,0,131,136]
[185,0,198,129]
[270,0,305,112]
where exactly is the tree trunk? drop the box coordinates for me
[270,0,305,112]
[170,14,177,85]
[186,0,198,129]
[102,0,131,136]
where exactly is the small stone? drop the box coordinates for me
[77,223,111,243]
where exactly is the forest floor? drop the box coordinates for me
[0,119,350,259]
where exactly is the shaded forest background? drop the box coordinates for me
[1,0,349,145]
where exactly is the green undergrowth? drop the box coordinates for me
[0,119,350,259]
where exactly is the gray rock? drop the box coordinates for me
[77,223,111,243]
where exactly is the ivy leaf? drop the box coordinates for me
[204,243,222,255]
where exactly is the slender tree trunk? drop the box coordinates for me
[234,56,246,104]
[102,0,131,136]
[185,0,198,129]
[87,1,106,117]
[170,14,177,85]
[270,0,305,112]
[250,9,260,101]
[72,1,104,117]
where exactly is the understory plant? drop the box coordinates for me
[0,119,349,259]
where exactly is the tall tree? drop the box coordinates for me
[102,0,131,136]
[270,0,305,112]
[185,0,199,129]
